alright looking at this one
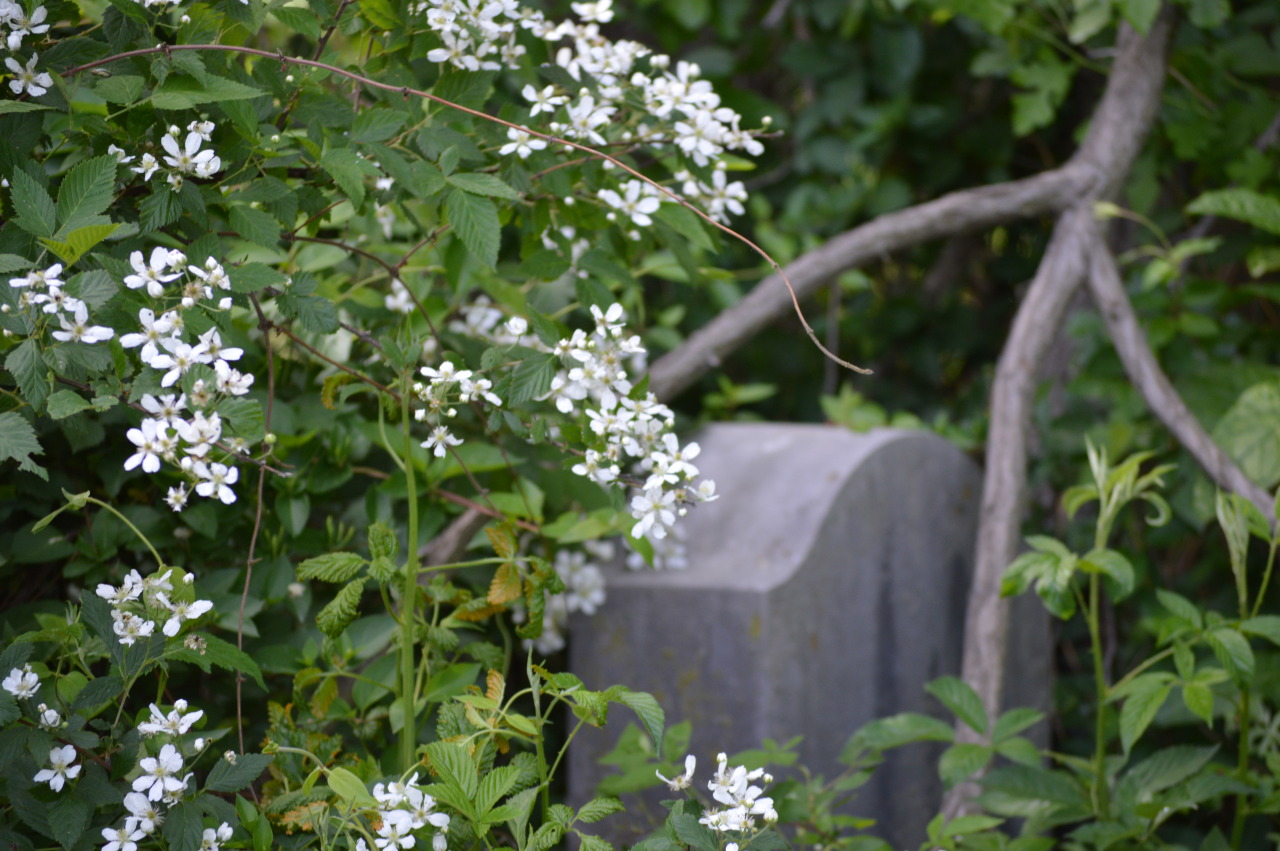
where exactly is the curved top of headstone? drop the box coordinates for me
[607,423,976,592]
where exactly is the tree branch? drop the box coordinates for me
[942,11,1173,818]
[1084,223,1273,516]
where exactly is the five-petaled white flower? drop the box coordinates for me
[133,743,186,801]
[422,425,462,457]
[657,754,696,790]
[2,664,39,699]
[5,53,53,97]
[33,744,80,792]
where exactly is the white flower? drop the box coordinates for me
[192,461,239,504]
[36,703,61,728]
[102,824,146,851]
[9,263,62,289]
[119,308,178,363]
[2,664,39,699]
[657,754,696,790]
[133,743,186,801]
[522,84,567,116]
[107,144,135,164]
[199,822,233,851]
[498,127,547,159]
[51,303,114,344]
[124,418,168,474]
[571,0,612,23]
[124,248,184,297]
[422,425,462,457]
[375,810,416,850]
[33,745,80,792]
[165,483,190,512]
[154,593,214,637]
[162,131,220,176]
[630,488,677,539]
[97,569,145,606]
[123,791,164,834]
[138,699,205,736]
[6,53,53,97]
[131,153,160,181]
[112,610,156,646]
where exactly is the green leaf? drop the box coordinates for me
[425,740,480,800]
[0,100,52,114]
[992,707,1044,742]
[359,0,401,28]
[6,340,51,410]
[139,187,182,234]
[577,796,624,823]
[1081,548,1136,600]
[611,689,664,755]
[95,74,145,104]
[475,764,521,818]
[925,676,987,734]
[10,169,56,238]
[1118,0,1160,32]
[506,353,559,405]
[0,411,46,479]
[367,522,398,560]
[447,172,519,200]
[162,800,205,851]
[578,834,613,851]
[45,390,92,420]
[1124,745,1217,797]
[152,74,267,109]
[670,812,717,851]
[1188,188,1280,236]
[229,262,287,294]
[1156,589,1202,629]
[1182,682,1215,725]
[351,108,408,143]
[853,712,954,750]
[316,578,367,637]
[55,155,117,235]
[1240,615,1280,646]
[1205,626,1254,684]
[170,633,267,690]
[939,742,994,787]
[269,4,321,36]
[229,205,282,248]
[326,766,376,806]
[205,753,274,792]
[320,147,368,209]
[1119,674,1172,752]
[48,794,92,850]
[446,188,500,268]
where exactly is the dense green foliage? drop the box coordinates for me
[3,0,1280,849]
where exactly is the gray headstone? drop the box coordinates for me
[567,423,1050,850]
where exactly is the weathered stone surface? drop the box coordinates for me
[567,423,1050,849]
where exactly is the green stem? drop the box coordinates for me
[1250,541,1278,619]
[399,374,422,773]
[528,653,552,820]
[1087,573,1110,818]
[1108,646,1176,695]
[87,496,166,569]
[1232,686,1251,850]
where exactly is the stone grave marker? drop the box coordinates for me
[567,423,1050,850]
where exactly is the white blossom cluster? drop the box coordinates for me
[2,664,65,732]
[353,771,452,851]
[0,0,53,97]
[117,121,224,192]
[416,0,763,224]
[113,248,256,509]
[95,566,214,645]
[99,743,234,851]
[657,753,778,841]
[542,302,717,542]
[7,262,115,344]
[412,359,504,458]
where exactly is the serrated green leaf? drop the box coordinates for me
[1205,626,1254,684]
[139,187,182,233]
[351,108,408,143]
[0,411,45,479]
[446,188,499,268]
[6,340,51,411]
[926,676,987,734]
[359,0,400,28]
[1081,548,1135,600]
[229,205,282,248]
[610,689,664,754]
[1125,745,1217,797]
[95,74,145,104]
[367,522,398,560]
[992,707,1044,742]
[447,172,519,200]
[298,551,367,583]
[162,800,204,851]
[269,4,321,36]
[48,794,91,850]
[320,147,367,209]
[578,835,613,851]
[152,74,266,109]
[506,353,559,405]
[170,633,266,690]
[0,100,52,114]
[1188,188,1280,236]
[206,753,274,792]
[1182,682,1214,725]
[45,390,92,419]
[229,262,286,294]
[316,578,367,637]
[10,169,56,238]
[577,796,624,823]
[1119,675,1172,752]
[939,742,994,787]
[56,155,118,235]
[475,764,520,818]
[425,740,480,800]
